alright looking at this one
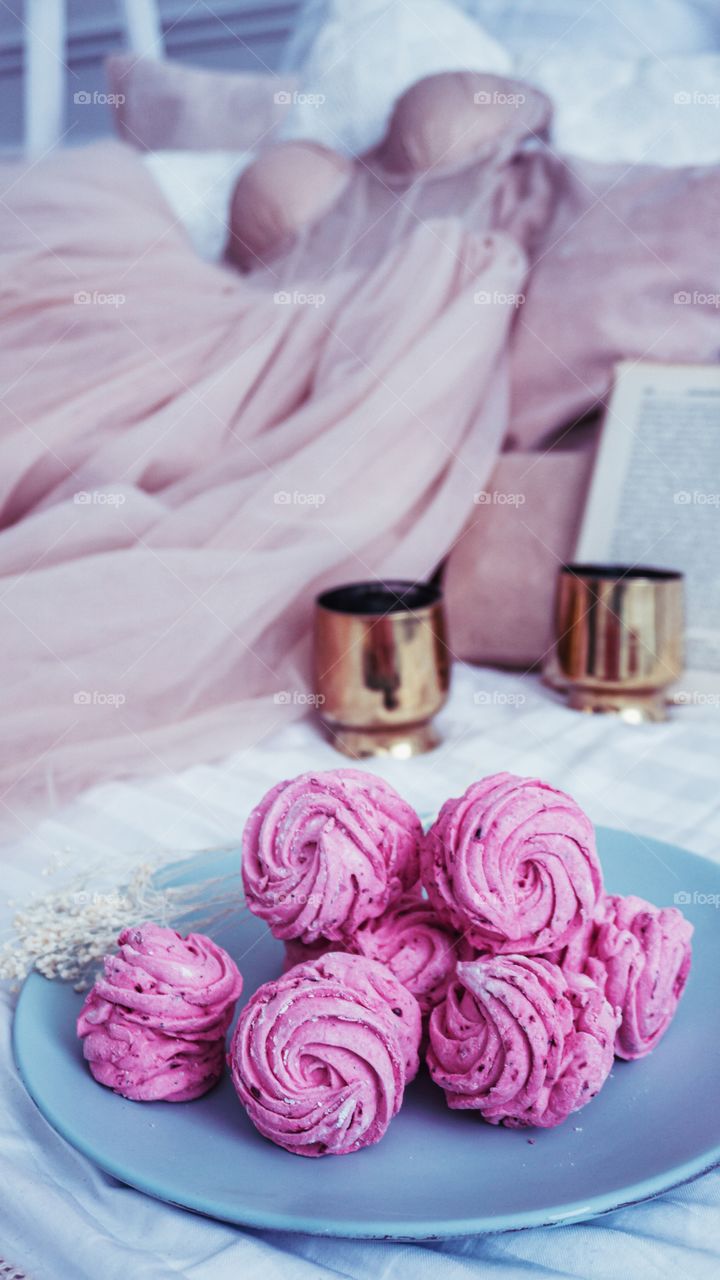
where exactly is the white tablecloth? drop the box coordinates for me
[2,664,719,1279]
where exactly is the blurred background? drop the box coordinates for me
[4,0,720,152]
[0,1,301,150]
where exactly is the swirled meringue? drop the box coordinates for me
[291,950,422,1081]
[76,1011,227,1101]
[421,772,602,954]
[347,891,466,1014]
[85,923,243,1036]
[427,954,618,1127]
[587,894,693,1059]
[229,952,421,1156]
[242,769,422,943]
[77,923,243,1101]
[543,908,600,973]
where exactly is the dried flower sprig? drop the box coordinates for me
[0,850,242,990]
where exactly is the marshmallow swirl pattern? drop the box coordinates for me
[347,892,466,1015]
[292,950,422,1080]
[76,1013,227,1101]
[77,923,243,1101]
[427,955,618,1127]
[422,772,602,954]
[543,910,599,973]
[242,769,422,943]
[229,952,421,1156]
[589,894,693,1060]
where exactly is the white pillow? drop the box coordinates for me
[279,0,512,156]
[526,53,720,166]
[414,0,718,60]
[141,150,253,261]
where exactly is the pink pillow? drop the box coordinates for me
[105,55,297,151]
[444,441,597,668]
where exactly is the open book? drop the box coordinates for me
[576,361,720,682]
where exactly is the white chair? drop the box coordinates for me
[24,0,164,156]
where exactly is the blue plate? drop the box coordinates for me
[13,827,720,1238]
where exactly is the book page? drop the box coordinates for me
[576,362,720,675]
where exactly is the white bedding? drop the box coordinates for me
[286,0,720,65]
[141,150,252,261]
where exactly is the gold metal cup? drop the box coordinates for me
[313,580,450,758]
[543,564,684,722]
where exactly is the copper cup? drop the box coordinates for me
[313,580,450,758]
[543,563,684,722]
